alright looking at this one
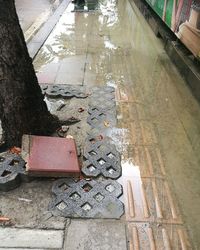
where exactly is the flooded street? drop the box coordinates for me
[34,0,200,248]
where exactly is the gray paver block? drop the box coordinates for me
[82,142,121,179]
[0,228,64,248]
[0,154,28,191]
[89,86,116,111]
[42,84,88,98]
[87,106,117,128]
[64,219,127,250]
[49,178,124,219]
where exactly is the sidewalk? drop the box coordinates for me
[1,0,200,249]
[16,0,64,43]
[16,0,62,32]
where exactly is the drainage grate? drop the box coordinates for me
[0,154,28,191]
[49,178,124,218]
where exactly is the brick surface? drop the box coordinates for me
[22,135,80,177]
[0,228,63,248]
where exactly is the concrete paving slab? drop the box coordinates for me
[16,0,58,32]
[0,249,46,250]
[0,180,67,229]
[0,228,64,248]
[27,0,71,59]
[64,220,127,250]
[27,42,42,58]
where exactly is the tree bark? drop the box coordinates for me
[0,0,59,147]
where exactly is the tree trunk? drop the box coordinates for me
[0,0,59,147]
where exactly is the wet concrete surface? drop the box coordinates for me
[12,0,200,248]
[16,0,61,32]
[15,0,65,32]
[33,0,200,248]
[0,90,89,228]
[64,220,127,250]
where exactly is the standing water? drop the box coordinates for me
[34,0,200,248]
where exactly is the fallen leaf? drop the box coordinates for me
[10,147,21,154]
[18,197,32,203]
[90,138,96,144]
[0,217,10,222]
[79,175,84,180]
[78,107,85,113]
[104,121,110,127]
[66,135,74,139]
[61,125,69,132]
[97,135,103,140]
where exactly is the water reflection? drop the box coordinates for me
[121,158,141,178]
[34,0,120,76]
[73,0,99,12]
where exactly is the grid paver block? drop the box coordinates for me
[41,84,88,98]
[82,142,121,179]
[0,154,28,191]
[49,178,124,218]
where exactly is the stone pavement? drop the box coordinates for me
[0,220,127,250]
[16,0,63,34]
[1,0,200,249]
